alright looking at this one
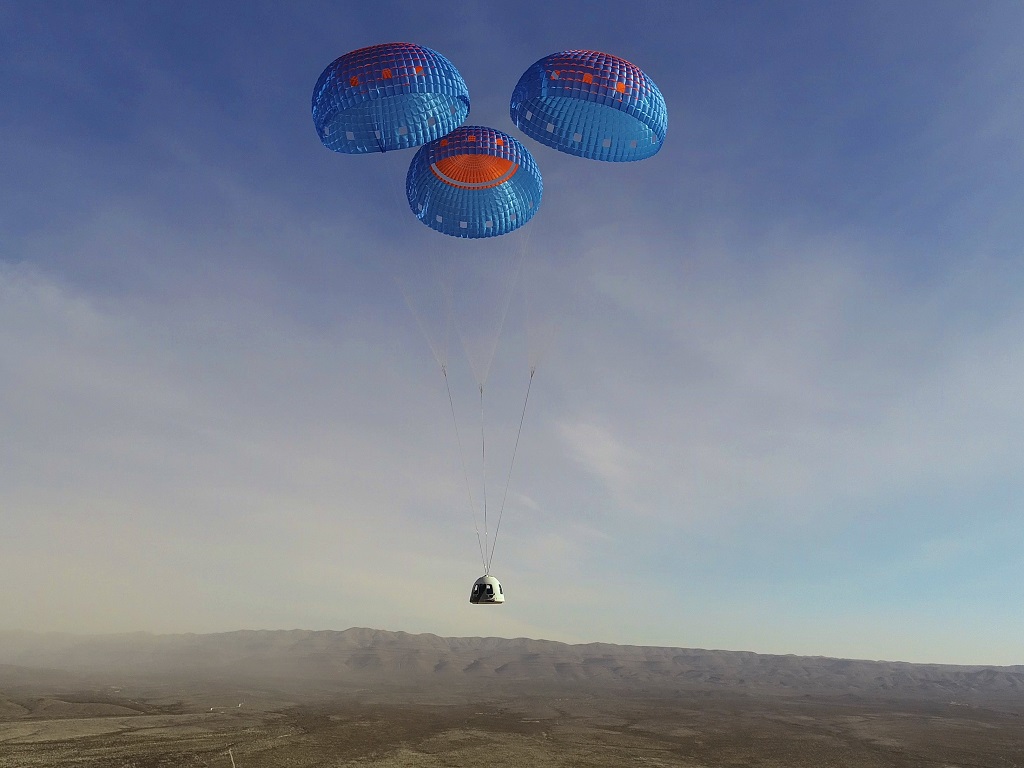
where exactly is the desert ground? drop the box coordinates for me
[1,629,1022,766]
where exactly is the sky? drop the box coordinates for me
[2,1,1023,666]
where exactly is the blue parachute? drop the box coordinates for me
[313,42,470,154]
[407,126,542,238]
[510,50,667,162]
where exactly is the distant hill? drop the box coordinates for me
[1,628,1021,703]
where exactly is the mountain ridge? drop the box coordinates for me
[1,628,1021,702]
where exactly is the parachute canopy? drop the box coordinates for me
[510,50,667,162]
[312,42,470,154]
[406,126,542,238]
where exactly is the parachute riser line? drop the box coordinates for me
[479,383,489,576]
[442,365,487,571]
[486,366,536,573]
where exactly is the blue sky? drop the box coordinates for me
[2,1,1023,665]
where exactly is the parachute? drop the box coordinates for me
[510,50,667,162]
[312,42,470,154]
[406,126,542,239]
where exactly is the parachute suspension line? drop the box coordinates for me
[459,242,526,388]
[395,274,449,371]
[487,366,536,573]
[479,384,490,574]
[388,150,455,367]
[433,249,455,369]
[491,242,526,381]
[443,365,486,571]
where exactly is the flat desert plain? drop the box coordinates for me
[1,629,1022,766]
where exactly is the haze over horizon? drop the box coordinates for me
[2,2,1023,667]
